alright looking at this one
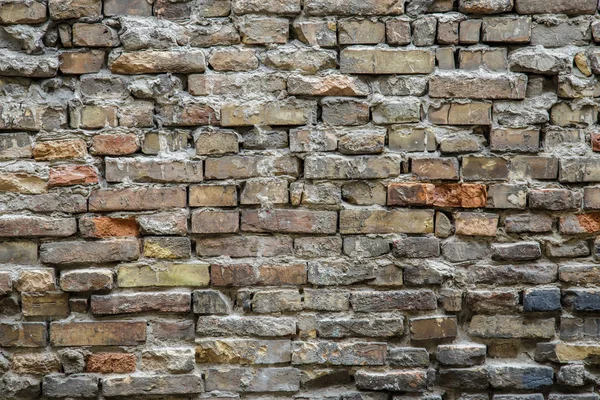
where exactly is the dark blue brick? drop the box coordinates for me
[524,288,561,312]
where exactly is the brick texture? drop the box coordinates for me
[0,0,599,398]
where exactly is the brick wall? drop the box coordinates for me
[0,0,600,398]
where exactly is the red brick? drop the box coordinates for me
[90,133,139,155]
[560,213,600,234]
[87,353,137,373]
[48,165,98,187]
[79,216,140,238]
[157,104,219,126]
[50,321,146,346]
[0,215,76,237]
[388,183,487,208]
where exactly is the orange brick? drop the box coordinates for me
[87,353,137,373]
[80,216,140,238]
[48,165,99,187]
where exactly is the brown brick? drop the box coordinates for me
[340,209,434,234]
[157,103,218,127]
[412,157,459,180]
[33,139,87,161]
[189,185,238,207]
[205,155,301,179]
[560,213,600,234]
[221,99,316,126]
[91,292,190,315]
[429,102,492,125]
[48,165,98,187]
[87,353,137,373]
[21,292,70,317]
[50,321,146,346]
[462,156,509,181]
[340,47,435,74]
[241,209,337,234]
[72,23,120,47]
[40,238,140,265]
[430,72,527,99]
[49,0,101,19]
[59,51,105,74]
[410,316,458,341]
[482,16,532,43]
[79,216,140,238]
[0,0,47,24]
[0,322,47,347]
[109,50,206,74]
[105,158,203,183]
[490,128,540,152]
[89,187,186,211]
[60,268,113,292]
[16,269,56,292]
[455,212,499,236]
[191,210,239,234]
[211,263,307,286]
[104,0,153,15]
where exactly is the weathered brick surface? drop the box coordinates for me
[0,1,598,398]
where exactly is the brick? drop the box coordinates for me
[40,238,139,265]
[22,292,70,317]
[0,215,76,238]
[393,237,440,258]
[429,102,492,125]
[193,289,232,314]
[117,262,210,287]
[295,236,343,258]
[318,315,405,338]
[141,348,194,373]
[410,316,457,341]
[157,103,218,126]
[197,316,296,337]
[91,292,190,315]
[339,19,384,44]
[0,132,32,159]
[196,338,290,364]
[232,0,301,14]
[340,209,434,234]
[515,0,596,15]
[191,210,239,234]
[430,72,527,99]
[211,262,306,286]
[305,155,401,179]
[386,18,411,45]
[104,0,153,15]
[488,364,553,389]
[0,0,47,24]
[341,47,434,74]
[288,74,369,96]
[292,341,386,365]
[321,98,369,126]
[304,0,403,15]
[388,183,487,208]
[437,344,486,367]
[506,214,553,233]
[48,165,98,188]
[90,133,139,155]
[33,139,86,161]
[79,216,139,238]
[221,99,316,126]
[455,212,498,236]
[253,289,302,313]
[109,50,206,74]
[241,209,337,234]
[43,375,99,398]
[87,353,136,373]
[524,287,561,312]
[467,290,519,313]
[490,128,540,152]
[197,236,292,258]
[560,158,600,182]
[351,290,437,312]
[106,158,203,183]
[239,15,289,44]
[241,179,288,205]
[470,315,555,339]
[530,189,580,210]
[59,50,105,75]
[49,0,100,19]
[50,321,146,346]
[0,241,37,265]
[89,187,186,211]
[205,367,299,392]
[0,322,47,347]
[195,127,239,155]
[412,157,459,180]
[60,269,113,292]
[482,16,531,42]
[102,375,203,397]
[492,242,542,261]
[143,236,190,259]
[189,185,237,207]
[205,155,301,179]
[355,370,428,392]
[459,0,513,13]
[12,353,60,375]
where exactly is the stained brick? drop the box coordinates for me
[50,321,146,346]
